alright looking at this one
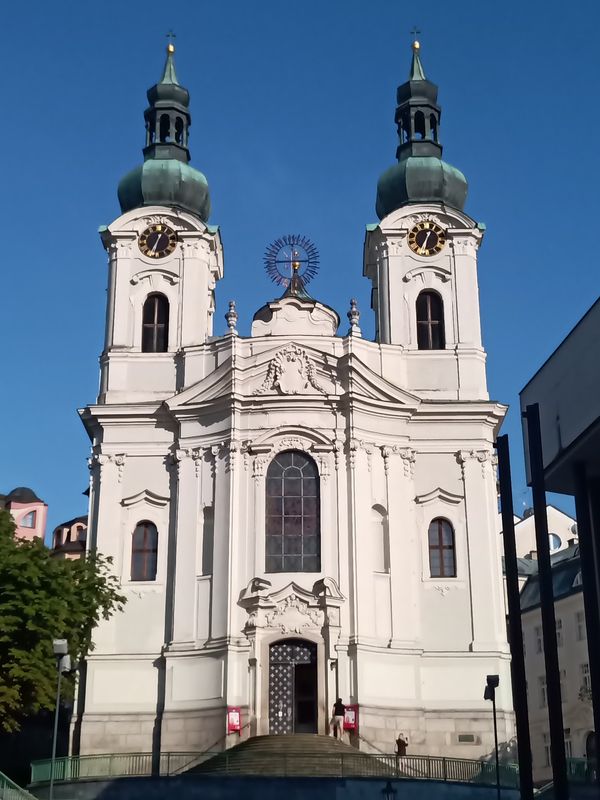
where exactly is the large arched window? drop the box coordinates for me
[131,521,158,581]
[142,293,169,353]
[416,291,445,350]
[266,451,320,573]
[428,518,456,578]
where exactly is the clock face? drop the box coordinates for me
[408,221,446,256]
[139,224,177,259]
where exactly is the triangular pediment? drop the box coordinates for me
[166,357,234,409]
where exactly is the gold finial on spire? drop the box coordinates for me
[166,30,176,54]
[410,26,421,51]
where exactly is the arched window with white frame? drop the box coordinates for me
[131,520,158,581]
[416,290,445,350]
[428,517,456,577]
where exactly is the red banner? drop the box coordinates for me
[344,704,358,730]
[227,706,241,733]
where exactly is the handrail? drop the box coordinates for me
[0,769,37,800]
[31,750,519,788]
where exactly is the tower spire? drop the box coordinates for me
[409,40,426,81]
[375,41,468,218]
[117,44,211,221]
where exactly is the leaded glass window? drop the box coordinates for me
[428,517,456,577]
[266,451,320,573]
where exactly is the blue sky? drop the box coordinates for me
[2,0,598,535]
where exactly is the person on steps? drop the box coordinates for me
[331,698,346,742]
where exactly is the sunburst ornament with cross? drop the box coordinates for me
[263,235,320,288]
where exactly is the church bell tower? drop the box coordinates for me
[98,43,223,403]
[364,42,486,401]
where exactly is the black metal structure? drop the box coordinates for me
[573,463,600,784]
[496,435,534,800]
[524,404,569,800]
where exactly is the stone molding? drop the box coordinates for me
[456,449,494,479]
[415,487,463,506]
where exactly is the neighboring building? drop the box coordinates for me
[520,545,594,783]
[51,516,88,559]
[498,506,578,561]
[76,42,512,758]
[0,486,47,542]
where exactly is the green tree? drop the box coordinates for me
[0,509,125,731]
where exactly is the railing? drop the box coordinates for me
[31,751,519,789]
[565,757,598,784]
[0,770,37,800]
[30,752,202,785]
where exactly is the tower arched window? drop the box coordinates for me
[414,111,426,140]
[131,520,158,581]
[416,290,445,350]
[175,117,184,145]
[265,451,320,573]
[159,113,171,142]
[142,293,169,353]
[428,518,456,578]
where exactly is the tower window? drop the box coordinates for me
[429,114,438,142]
[131,520,158,581]
[414,111,426,140]
[20,511,36,528]
[175,117,184,145]
[416,290,445,350]
[142,293,169,353]
[159,113,171,143]
[265,451,320,573]
[428,517,456,577]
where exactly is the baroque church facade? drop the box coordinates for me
[77,41,513,756]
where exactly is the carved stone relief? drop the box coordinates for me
[254,345,325,395]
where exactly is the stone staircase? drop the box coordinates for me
[186,733,396,777]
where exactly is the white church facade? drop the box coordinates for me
[77,42,513,757]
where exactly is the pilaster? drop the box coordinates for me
[171,448,202,644]
[383,445,421,648]
[457,449,507,652]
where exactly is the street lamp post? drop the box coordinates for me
[484,674,501,800]
[49,639,70,800]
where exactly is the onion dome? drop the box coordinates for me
[375,42,467,219]
[118,44,210,221]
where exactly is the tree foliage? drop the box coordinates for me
[0,509,125,731]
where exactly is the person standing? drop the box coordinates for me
[331,698,346,741]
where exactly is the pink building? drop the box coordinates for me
[0,486,48,542]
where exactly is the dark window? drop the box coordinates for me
[266,451,320,573]
[159,113,171,142]
[429,114,438,142]
[428,518,456,577]
[414,111,426,140]
[416,291,445,350]
[131,520,158,581]
[142,294,169,353]
[175,117,184,145]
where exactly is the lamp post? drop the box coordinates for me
[49,639,70,800]
[484,674,501,800]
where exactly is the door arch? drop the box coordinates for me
[269,639,317,734]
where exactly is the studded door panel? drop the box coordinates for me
[268,640,316,735]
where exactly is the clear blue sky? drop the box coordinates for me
[2,0,598,535]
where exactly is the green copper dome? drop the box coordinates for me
[118,159,210,220]
[376,157,467,219]
[375,43,467,219]
[117,45,211,222]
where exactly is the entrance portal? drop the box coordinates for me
[269,639,317,734]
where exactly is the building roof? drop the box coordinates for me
[520,544,582,612]
[0,486,45,505]
[53,514,88,531]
